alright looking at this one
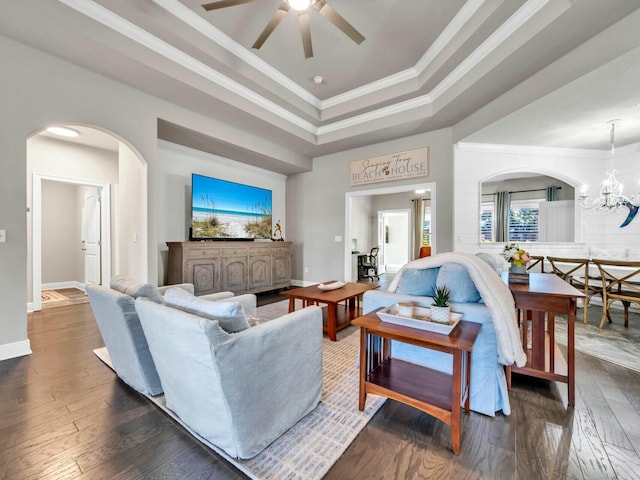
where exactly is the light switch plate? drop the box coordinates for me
[0,229,6,243]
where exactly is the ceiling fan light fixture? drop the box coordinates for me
[288,0,313,11]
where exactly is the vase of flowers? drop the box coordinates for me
[503,243,531,281]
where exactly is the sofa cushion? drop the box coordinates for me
[395,267,440,296]
[110,275,164,303]
[436,263,481,303]
[163,287,250,333]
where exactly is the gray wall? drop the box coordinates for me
[0,35,304,359]
[287,128,454,283]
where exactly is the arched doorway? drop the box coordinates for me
[27,125,147,312]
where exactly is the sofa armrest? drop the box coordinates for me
[159,283,194,295]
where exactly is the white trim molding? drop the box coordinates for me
[0,340,32,361]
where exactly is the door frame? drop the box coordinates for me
[344,181,436,281]
[30,173,111,312]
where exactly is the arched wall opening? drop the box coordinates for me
[27,125,148,312]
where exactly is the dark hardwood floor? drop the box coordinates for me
[2,294,639,479]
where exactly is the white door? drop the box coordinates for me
[83,189,101,285]
[378,210,410,272]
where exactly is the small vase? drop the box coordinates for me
[509,263,527,274]
[431,306,450,324]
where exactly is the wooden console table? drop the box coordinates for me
[503,272,585,407]
[166,241,291,295]
[353,311,481,454]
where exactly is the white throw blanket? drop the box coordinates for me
[387,252,527,367]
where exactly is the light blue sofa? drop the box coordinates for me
[87,275,256,396]
[363,260,511,416]
[134,297,323,459]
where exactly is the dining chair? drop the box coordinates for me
[526,255,546,273]
[592,259,640,329]
[547,256,603,324]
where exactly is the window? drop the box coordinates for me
[480,199,541,242]
[422,208,431,246]
[480,202,494,242]
[508,199,540,242]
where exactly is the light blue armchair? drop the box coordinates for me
[134,298,323,459]
[87,276,256,396]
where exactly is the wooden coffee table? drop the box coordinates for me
[281,282,379,340]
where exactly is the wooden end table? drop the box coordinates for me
[281,282,379,340]
[353,310,481,454]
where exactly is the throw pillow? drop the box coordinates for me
[110,275,141,295]
[395,268,440,296]
[436,263,481,303]
[109,275,163,303]
[164,287,250,333]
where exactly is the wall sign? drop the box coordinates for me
[350,147,429,186]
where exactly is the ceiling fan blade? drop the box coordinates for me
[202,0,256,11]
[314,0,365,45]
[252,8,288,49]
[299,12,313,58]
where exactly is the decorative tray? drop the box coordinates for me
[317,281,347,291]
[377,304,462,335]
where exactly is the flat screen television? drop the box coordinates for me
[190,173,273,240]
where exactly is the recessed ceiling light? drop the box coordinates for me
[415,189,426,194]
[313,75,324,85]
[46,126,79,138]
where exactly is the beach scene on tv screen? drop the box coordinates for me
[192,175,273,239]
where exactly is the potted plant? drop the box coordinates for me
[431,285,451,323]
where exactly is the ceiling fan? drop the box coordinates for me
[201,0,365,58]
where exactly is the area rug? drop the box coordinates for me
[553,309,640,373]
[94,300,385,480]
[41,290,70,303]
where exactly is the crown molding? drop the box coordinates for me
[152,0,321,108]
[56,0,559,141]
[57,0,318,133]
[430,0,552,102]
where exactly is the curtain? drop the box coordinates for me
[411,198,425,259]
[546,186,558,201]
[496,191,510,242]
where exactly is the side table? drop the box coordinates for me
[352,310,481,454]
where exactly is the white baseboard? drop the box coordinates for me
[0,339,32,361]
[42,281,86,291]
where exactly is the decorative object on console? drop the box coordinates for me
[503,243,531,283]
[430,285,451,323]
[317,280,347,291]
[579,120,639,227]
[272,219,284,241]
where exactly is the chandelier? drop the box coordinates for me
[579,120,638,226]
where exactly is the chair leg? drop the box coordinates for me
[599,302,610,329]
[623,301,630,327]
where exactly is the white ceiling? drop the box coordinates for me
[4,0,640,163]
